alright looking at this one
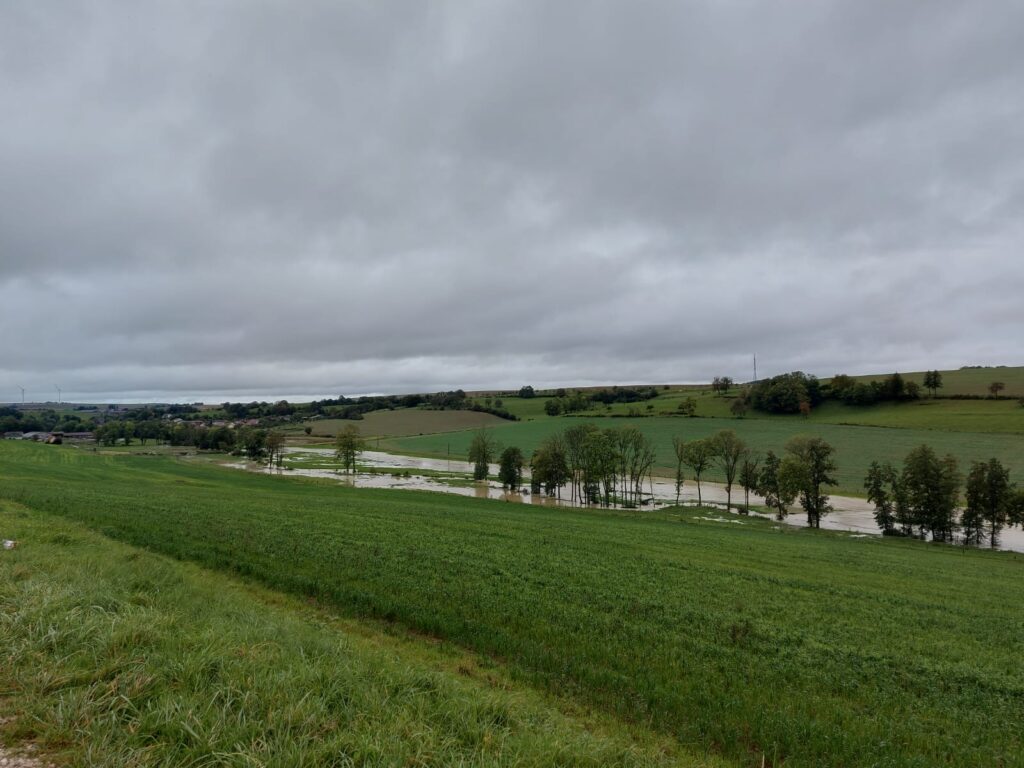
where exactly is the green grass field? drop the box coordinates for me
[2,441,1022,767]
[295,408,510,439]
[385,414,1024,494]
[842,365,1024,397]
[804,397,1024,433]
[0,500,695,767]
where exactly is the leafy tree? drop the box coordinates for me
[498,446,525,491]
[730,396,748,418]
[711,376,734,396]
[518,385,536,399]
[757,451,798,520]
[1011,488,1024,528]
[923,370,944,397]
[677,397,697,417]
[609,427,655,508]
[671,436,687,505]
[960,471,987,547]
[989,381,1006,397]
[964,458,1012,548]
[582,429,617,505]
[467,429,499,481]
[829,374,856,399]
[544,399,562,416]
[530,435,569,498]
[265,431,286,468]
[563,424,598,502]
[682,439,713,506]
[882,372,905,401]
[240,428,267,461]
[712,430,746,512]
[748,372,823,414]
[334,424,365,473]
[784,436,837,528]
[739,452,761,514]
[865,461,900,535]
[900,445,961,542]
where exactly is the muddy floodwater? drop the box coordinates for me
[228,448,1024,554]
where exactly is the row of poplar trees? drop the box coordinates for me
[473,425,1024,548]
[866,448,1024,547]
[471,425,656,507]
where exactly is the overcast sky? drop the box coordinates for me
[3,1,1023,403]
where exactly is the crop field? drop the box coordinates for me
[0,500,692,767]
[386,414,1024,494]
[804,397,1024,433]
[1,441,1022,767]
[297,408,508,439]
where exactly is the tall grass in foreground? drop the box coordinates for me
[2,442,1023,767]
[0,501,705,767]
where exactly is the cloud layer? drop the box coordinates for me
[3,1,1023,401]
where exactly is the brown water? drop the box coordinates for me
[226,448,1024,553]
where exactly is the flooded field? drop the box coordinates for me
[228,448,1024,553]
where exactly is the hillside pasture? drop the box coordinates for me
[840,365,1024,397]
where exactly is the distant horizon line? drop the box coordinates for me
[3,363,1021,407]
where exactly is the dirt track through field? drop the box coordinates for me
[0,744,51,768]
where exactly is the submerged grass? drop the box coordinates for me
[1,442,1023,767]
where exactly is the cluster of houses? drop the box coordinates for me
[165,417,262,429]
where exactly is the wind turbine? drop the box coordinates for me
[17,385,25,404]
[54,385,61,405]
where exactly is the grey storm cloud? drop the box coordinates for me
[2,1,1023,402]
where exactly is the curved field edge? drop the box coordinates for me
[0,500,713,768]
[1,442,1023,767]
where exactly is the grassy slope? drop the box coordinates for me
[842,365,1024,397]
[2,442,1022,767]
[386,414,1024,494]
[0,500,709,767]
